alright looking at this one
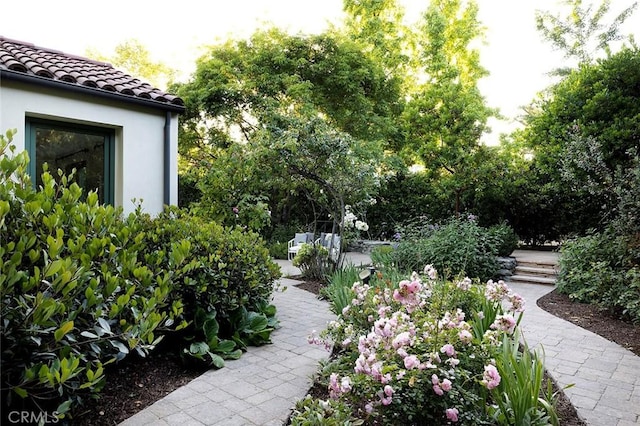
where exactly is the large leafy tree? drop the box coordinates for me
[401,0,494,214]
[254,116,383,263]
[536,0,637,67]
[174,28,399,231]
[523,46,640,235]
[86,39,176,89]
[343,0,409,74]
[176,28,400,160]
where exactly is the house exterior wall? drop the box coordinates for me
[0,79,178,215]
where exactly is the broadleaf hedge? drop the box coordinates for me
[0,130,280,419]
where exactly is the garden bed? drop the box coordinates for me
[292,280,586,425]
[71,281,640,425]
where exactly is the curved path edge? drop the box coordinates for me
[509,282,640,426]
[120,278,336,426]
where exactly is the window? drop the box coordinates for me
[26,119,115,204]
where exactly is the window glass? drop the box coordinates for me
[28,120,113,204]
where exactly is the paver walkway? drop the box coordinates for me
[120,276,336,426]
[120,251,640,425]
[509,250,639,426]
[509,281,640,426]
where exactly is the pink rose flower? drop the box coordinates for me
[433,384,444,396]
[404,355,420,370]
[446,407,459,422]
[458,329,473,344]
[440,343,456,357]
[441,378,452,392]
[481,364,501,390]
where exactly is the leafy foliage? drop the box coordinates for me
[487,222,519,257]
[402,0,495,215]
[490,334,558,425]
[181,308,242,369]
[290,395,363,426]
[0,131,280,417]
[255,116,384,267]
[0,130,183,417]
[391,217,500,281]
[86,39,176,89]
[321,265,362,315]
[535,0,637,68]
[145,207,280,322]
[522,46,640,237]
[184,143,272,232]
[175,28,400,157]
[557,231,640,323]
[293,243,331,281]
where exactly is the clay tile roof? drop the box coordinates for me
[0,36,184,111]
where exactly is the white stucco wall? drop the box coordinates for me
[0,79,179,215]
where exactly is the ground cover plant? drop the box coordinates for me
[0,131,280,421]
[291,263,558,425]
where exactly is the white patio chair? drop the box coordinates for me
[287,232,315,261]
[318,233,341,261]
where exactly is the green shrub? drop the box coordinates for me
[293,243,331,281]
[392,217,499,280]
[269,241,288,259]
[0,130,282,418]
[0,131,186,418]
[370,245,396,270]
[139,208,281,366]
[488,222,519,257]
[558,232,640,323]
[290,395,363,426]
[147,208,280,322]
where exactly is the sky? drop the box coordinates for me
[2,0,638,145]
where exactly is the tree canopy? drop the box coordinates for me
[522,46,640,234]
[86,39,176,89]
[535,0,638,72]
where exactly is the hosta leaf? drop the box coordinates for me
[216,339,236,354]
[203,317,219,342]
[189,342,209,355]
[208,353,225,369]
[225,349,243,360]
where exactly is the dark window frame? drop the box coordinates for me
[25,118,115,205]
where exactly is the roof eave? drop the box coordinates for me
[1,68,185,113]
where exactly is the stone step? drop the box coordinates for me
[514,265,558,278]
[516,260,558,270]
[508,274,557,286]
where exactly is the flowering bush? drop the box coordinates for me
[304,266,555,425]
[289,395,363,425]
[341,205,370,248]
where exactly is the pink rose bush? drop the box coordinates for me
[307,267,529,424]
